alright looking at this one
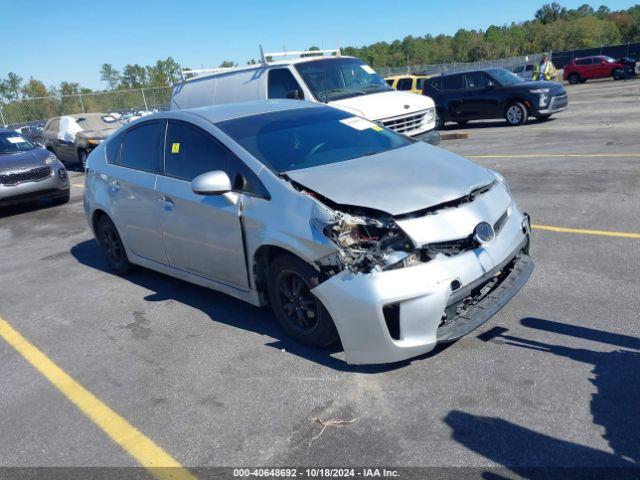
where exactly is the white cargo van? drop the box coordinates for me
[171,49,440,144]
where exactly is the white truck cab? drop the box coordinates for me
[171,49,440,145]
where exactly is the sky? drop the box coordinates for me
[0,0,637,90]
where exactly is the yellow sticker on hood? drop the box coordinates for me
[171,142,180,153]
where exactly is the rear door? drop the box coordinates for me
[155,120,248,288]
[107,120,167,264]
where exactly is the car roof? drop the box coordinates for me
[385,74,427,79]
[136,99,325,126]
[430,67,501,79]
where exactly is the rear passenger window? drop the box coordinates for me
[397,78,413,90]
[444,75,464,91]
[164,121,229,181]
[119,122,162,172]
[268,69,302,99]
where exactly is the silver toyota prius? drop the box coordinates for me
[84,100,533,365]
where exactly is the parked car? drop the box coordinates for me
[563,56,627,84]
[43,112,121,168]
[84,100,533,365]
[423,68,568,128]
[385,74,429,94]
[0,128,69,207]
[172,49,440,145]
[15,124,45,146]
[512,64,535,80]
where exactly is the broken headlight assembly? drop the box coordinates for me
[311,203,420,274]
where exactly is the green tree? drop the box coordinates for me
[535,2,567,24]
[100,63,121,90]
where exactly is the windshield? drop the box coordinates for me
[602,56,616,63]
[294,58,392,102]
[487,68,524,86]
[217,107,411,173]
[0,132,36,154]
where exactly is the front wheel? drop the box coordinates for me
[568,73,581,85]
[267,254,338,347]
[435,110,445,130]
[612,68,624,80]
[78,149,88,170]
[505,102,528,126]
[96,215,132,275]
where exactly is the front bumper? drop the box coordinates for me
[0,167,69,206]
[312,209,533,365]
[412,129,441,146]
[534,93,568,115]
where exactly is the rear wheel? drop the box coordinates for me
[96,215,132,275]
[267,254,338,347]
[505,102,528,126]
[568,73,581,85]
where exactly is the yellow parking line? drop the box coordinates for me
[532,224,640,239]
[0,316,196,480]
[468,153,640,159]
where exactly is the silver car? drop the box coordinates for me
[1,128,70,207]
[84,100,533,365]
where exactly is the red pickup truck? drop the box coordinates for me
[563,56,625,84]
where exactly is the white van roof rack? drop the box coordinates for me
[180,66,238,81]
[259,45,341,63]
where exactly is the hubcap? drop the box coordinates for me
[277,271,319,333]
[507,106,522,124]
[101,225,123,265]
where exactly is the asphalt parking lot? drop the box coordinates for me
[1,79,639,478]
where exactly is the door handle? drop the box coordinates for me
[158,196,175,209]
[109,180,120,192]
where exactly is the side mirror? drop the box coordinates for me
[191,170,232,196]
[286,89,304,100]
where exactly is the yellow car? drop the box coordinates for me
[385,74,430,94]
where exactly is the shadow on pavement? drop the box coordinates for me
[70,239,448,373]
[445,317,640,479]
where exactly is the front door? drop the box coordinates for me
[461,71,500,119]
[156,120,248,289]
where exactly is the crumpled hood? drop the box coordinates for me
[77,128,117,140]
[286,142,496,216]
[328,90,434,121]
[0,148,50,172]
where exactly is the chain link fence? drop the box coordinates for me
[377,53,544,78]
[1,86,172,128]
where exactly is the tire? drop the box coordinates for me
[568,73,581,85]
[267,254,339,347]
[96,215,132,275]
[435,109,445,130]
[78,149,88,170]
[51,189,70,205]
[505,102,528,126]
[612,68,623,80]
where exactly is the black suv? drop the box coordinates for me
[423,68,567,128]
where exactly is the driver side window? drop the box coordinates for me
[164,121,229,181]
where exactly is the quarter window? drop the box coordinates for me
[119,121,162,172]
[164,121,229,181]
[268,69,302,99]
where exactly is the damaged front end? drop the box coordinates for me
[310,201,421,276]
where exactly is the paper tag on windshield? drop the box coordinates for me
[340,117,378,131]
[7,136,24,144]
[360,65,375,74]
